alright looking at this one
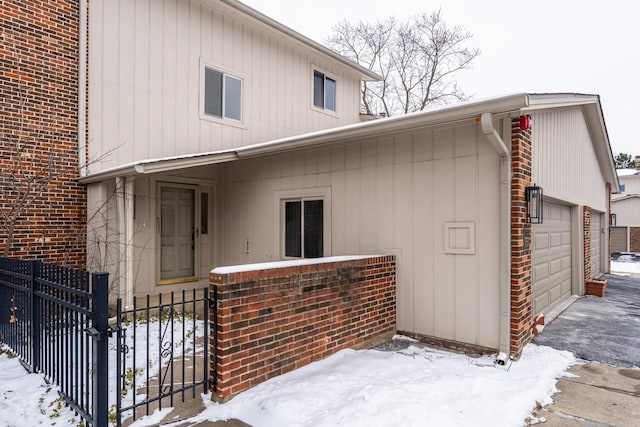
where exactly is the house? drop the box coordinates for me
[611,158,640,252]
[2,0,618,362]
[78,1,619,358]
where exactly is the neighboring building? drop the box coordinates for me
[0,0,86,267]
[2,0,619,359]
[611,160,640,252]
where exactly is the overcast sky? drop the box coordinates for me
[242,0,639,156]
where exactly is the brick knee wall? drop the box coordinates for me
[0,1,86,267]
[631,227,640,252]
[209,256,396,400]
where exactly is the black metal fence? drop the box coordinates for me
[0,257,110,426]
[115,289,210,426]
[0,257,212,426]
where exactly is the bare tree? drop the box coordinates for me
[326,10,480,117]
[0,99,56,257]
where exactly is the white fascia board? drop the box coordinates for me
[78,151,238,184]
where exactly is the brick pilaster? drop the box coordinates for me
[583,206,591,281]
[510,117,533,357]
[630,227,640,252]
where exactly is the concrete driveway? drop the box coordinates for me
[533,273,640,367]
[529,272,640,426]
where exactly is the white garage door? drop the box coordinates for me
[532,202,572,316]
[591,213,601,277]
[610,227,628,252]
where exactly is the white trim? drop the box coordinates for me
[156,182,201,284]
[311,65,339,117]
[443,222,476,255]
[274,187,332,260]
[199,58,247,128]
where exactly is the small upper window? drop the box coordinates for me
[313,70,336,112]
[204,67,242,121]
[619,180,625,192]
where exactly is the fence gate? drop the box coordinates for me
[115,289,211,426]
[0,258,110,426]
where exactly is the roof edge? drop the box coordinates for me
[219,0,381,81]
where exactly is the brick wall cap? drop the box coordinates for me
[211,255,385,275]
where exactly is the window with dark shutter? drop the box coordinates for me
[284,199,323,258]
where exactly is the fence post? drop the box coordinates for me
[30,259,41,372]
[92,272,109,427]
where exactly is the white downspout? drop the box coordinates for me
[78,0,88,176]
[480,113,511,356]
[125,177,135,309]
[116,177,126,303]
[480,113,509,156]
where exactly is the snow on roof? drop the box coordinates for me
[617,169,639,176]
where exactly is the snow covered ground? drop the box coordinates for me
[611,256,640,274]
[0,337,576,427]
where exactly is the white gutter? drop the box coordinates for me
[78,0,88,176]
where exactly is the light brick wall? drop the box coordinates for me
[510,117,533,356]
[0,1,86,267]
[209,256,396,400]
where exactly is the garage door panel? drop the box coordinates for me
[532,202,572,316]
[549,258,562,275]
[533,293,548,315]
[534,263,549,281]
[550,232,563,248]
[549,284,563,305]
[534,233,549,251]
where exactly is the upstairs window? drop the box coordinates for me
[313,70,336,112]
[620,180,625,192]
[204,66,242,121]
[284,199,324,258]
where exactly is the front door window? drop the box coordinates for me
[159,185,196,282]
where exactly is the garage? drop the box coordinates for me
[532,202,572,316]
[610,227,628,252]
[591,213,602,277]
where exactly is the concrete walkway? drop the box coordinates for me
[530,273,640,426]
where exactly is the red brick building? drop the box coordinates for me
[0,1,86,267]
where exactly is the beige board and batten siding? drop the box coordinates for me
[215,122,502,349]
[612,197,640,226]
[619,175,640,195]
[532,109,608,211]
[88,0,364,174]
